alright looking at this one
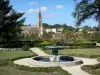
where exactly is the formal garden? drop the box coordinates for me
[0,50,71,75]
[0,0,100,75]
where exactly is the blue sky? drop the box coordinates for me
[10,0,97,27]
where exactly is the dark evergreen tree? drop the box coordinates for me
[0,0,25,42]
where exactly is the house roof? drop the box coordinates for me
[21,25,39,33]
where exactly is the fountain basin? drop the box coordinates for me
[31,56,83,67]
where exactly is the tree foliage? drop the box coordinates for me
[0,0,25,42]
[73,0,100,30]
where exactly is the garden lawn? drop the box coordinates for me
[0,50,36,60]
[45,48,100,58]
[0,50,71,75]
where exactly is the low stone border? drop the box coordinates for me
[30,56,83,67]
[0,48,21,51]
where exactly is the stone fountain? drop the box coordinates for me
[31,46,83,67]
[45,46,64,62]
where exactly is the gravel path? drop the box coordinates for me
[30,48,48,56]
[62,58,99,75]
[14,47,99,75]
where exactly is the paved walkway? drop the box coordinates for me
[30,48,48,56]
[14,47,99,75]
[62,58,99,75]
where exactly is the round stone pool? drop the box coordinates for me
[30,55,83,67]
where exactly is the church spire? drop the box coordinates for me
[37,0,43,36]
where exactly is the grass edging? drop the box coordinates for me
[81,63,100,75]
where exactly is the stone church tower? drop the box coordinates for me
[37,1,43,37]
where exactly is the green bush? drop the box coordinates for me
[38,41,53,49]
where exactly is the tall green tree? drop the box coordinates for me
[0,0,25,42]
[42,23,50,28]
[73,0,100,31]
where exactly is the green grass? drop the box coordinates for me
[0,50,71,75]
[0,50,37,60]
[45,48,100,58]
[81,63,100,75]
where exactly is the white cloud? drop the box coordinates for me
[56,5,64,9]
[27,6,48,14]
[28,2,35,5]
[36,7,48,12]
[18,11,23,13]
[27,9,35,13]
[48,13,56,17]
[41,7,48,12]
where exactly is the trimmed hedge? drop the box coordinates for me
[0,41,97,49]
[0,41,42,48]
[56,42,96,46]
[65,45,99,49]
[15,64,71,75]
[81,63,100,75]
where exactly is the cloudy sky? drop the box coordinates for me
[10,0,97,27]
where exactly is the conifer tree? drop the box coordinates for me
[0,0,25,42]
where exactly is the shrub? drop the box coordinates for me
[38,41,53,49]
[39,41,53,46]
